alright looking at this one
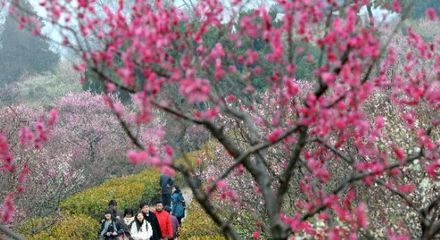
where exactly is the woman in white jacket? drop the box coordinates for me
[129,212,153,240]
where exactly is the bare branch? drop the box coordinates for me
[277,126,308,206]
[313,137,354,164]
[302,150,423,221]
[174,159,241,240]
[0,224,25,240]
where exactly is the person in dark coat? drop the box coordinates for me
[160,174,174,208]
[99,210,123,240]
[140,202,162,240]
[170,186,186,225]
[108,199,123,220]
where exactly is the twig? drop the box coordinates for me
[0,224,25,240]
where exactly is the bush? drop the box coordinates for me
[60,168,161,219]
[186,237,226,240]
[173,150,200,188]
[17,213,97,240]
[179,202,225,239]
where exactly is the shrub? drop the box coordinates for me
[186,237,226,240]
[60,168,161,219]
[17,213,97,240]
[173,150,201,188]
[179,202,225,239]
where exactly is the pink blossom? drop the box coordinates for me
[160,166,176,177]
[392,0,401,13]
[355,202,368,228]
[0,134,12,165]
[426,162,440,178]
[48,108,58,127]
[127,150,148,165]
[392,146,406,161]
[19,128,33,146]
[117,67,135,86]
[1,193,15,223]
[210,43,225,59]
[397,184,416,193]
[402,111,416,126]
[179,78,211,103]
[426,8,438,21]
[214,58,225,80]
[328,229,339,240]
[375,116,385,129]
[225,95,236,102]
[78,0,89,8]
[266,129,283,143]
[106,82,116,93]
[164,145,174,157]
[321,72,337,84]
[245,50,259,65]
[73,63,86,72]
[387,230,411,240]
[284,77,299,98]
[217,180,227,190]
[17,164,29,184]
[252,231,261,239]
[201,107,220,120]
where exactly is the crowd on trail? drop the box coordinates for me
[99,174,186,240]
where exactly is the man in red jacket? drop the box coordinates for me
[154,201,173,240]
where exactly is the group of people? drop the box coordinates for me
[99,177,186,240]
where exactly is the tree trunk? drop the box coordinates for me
[0,224,25,240]
[270,220,291,240]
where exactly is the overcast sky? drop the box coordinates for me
[0,0,397,59]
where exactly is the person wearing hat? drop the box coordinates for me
[108,199,123,220]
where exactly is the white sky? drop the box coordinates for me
[0,0,398,58]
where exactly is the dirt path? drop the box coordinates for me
[181,188,193,222]
[181,187,193,204]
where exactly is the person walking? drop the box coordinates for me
[164,206,179,240]
[129,212,153,240]
[121,208,135,240]
[154,201,173,240]
[108,199,123,220]
[140,202,162,240]
[99,210,123,240]
[170,186,186,225]
[160,173,174,208]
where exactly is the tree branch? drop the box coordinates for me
[0,224,25,240]
[313,137,354,164]
[301,150,423,221]
[174,161,241,240]
[277,125,308,206]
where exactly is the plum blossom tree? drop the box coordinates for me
[0,105,77,222]
[0,92,141,233]
[2,0,440,239]
[0,105,57,240]
[53,92,138,185]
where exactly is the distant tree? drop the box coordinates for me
[0,0,59,85]
[374,0,440,18]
